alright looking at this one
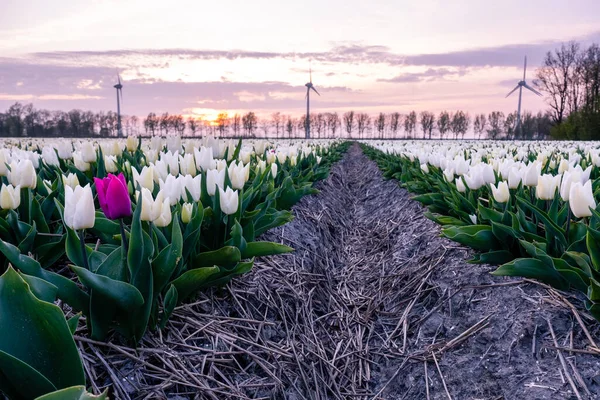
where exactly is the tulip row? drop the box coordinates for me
[362,140,600,322]
[0,135,348,399]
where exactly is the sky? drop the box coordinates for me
[1,0,599,122]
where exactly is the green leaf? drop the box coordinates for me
[516,197,567,248]
[0,239,89,314]
[492,258,569,290]
[66,313,81,335]
[587,227,600,272]
[70,265,144,311]
[153,214,183,295]
[441,225,500,251]
[18,272,58,303]
[242,241,294,258]
[468,250,515,265]
[171,266,220,302]
[35,386,109,400]
[0,267,85,397]
[159,285,178,329]
[191,246,241,269]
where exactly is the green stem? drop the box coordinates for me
[120,218,129,255]
[79,230,91,271]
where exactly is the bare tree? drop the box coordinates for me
[327,112,340,138]
[389,112,400,139]
[343,111,355,138]
[473,114,487,139]
[216,112,229,137]
[450,111,470,139]
[271,112,282,139]
[231,114,241,137]
[437,111,450,139]
[487,111,505,139]
[375,113,386,139]
[419,111,435,139]
[356,113,370,138]
[404,111,417,138]
[535,42,580,124]
[242,112,257,137]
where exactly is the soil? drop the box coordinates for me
[79,144,600,400]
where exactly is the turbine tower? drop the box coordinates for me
[304,68,320,139]
[505,56,542,135]
[114,75,123,138]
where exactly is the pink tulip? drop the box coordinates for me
[94,173,132,220]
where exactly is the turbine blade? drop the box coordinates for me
[310,67,312,84]
[118,73,122,85]
[505,85,519,98]
[523,82,542,96]
[523,56,527,81]
[311,86,320,96]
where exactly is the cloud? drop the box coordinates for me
[378,68,467,83]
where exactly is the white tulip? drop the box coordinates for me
[153,193,173,227]
[194,146,216,172]
[507,168,522,189]
[80,141,96,163]
[569,180,596,218]
[159,175,182,206]
[420,164,429,174]
[181,174,201,202]
[64,184,95,230]
[206,168,225,196]
[62,173,80,189]
[42,146,60,167]
[132,166,155,190]
[455,178,466,193]
[0,184,21,210]
[522,163,540,187]
[228,161,246,190]
[271,163,278,179]
[219,186,239,215]
[469,214,477,224]
[8,159,37,189]
[536,174,561,200]
[127,136,138,152]
[72,152,90,172]
[181,202,193,224]
[179,153,197,176]
[104,155,118,173]
[490,181,510,203]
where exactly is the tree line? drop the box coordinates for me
[0,105,553,140]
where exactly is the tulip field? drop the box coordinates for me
[363,140,600,321]
[3,137,600,399]
[0,135,349,399]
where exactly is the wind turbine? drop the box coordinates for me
[304,68,320,139]
[114,74,123,138]
[505,56,542,135]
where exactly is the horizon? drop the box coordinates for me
[1,0,600,122]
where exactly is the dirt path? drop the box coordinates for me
[83,145,600,399]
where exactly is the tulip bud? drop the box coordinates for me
[508,168,521,189]
[469,214,477,224]
[271,163,278,179]
[490,181,510,203]
[0,184,21,210]
[569,181,596,218]
[64,184,96,230]
[420,164,429,174]
[181,203,193,223]
[219,186,239,215]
